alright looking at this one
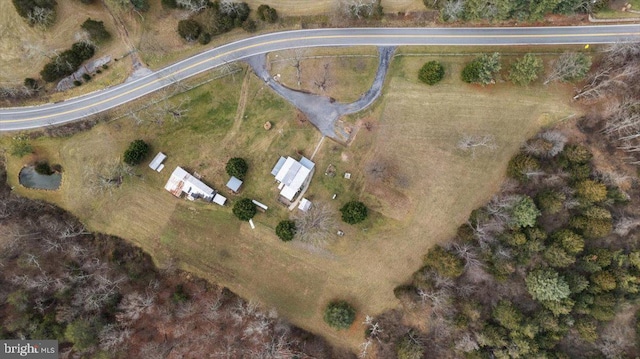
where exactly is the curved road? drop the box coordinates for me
[1,25,639,131]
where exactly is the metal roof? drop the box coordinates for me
[212,193,227,206]
[149,152,167,170]
[164,167,215,200]
[226,176,243,192]
[270,156,287,176]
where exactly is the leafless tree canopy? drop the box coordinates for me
[294,202,337,245]
[524,130,567,158]
[457,134,497,157]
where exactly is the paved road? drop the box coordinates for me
[1,25,639,131]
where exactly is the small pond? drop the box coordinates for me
[19,166,62,190]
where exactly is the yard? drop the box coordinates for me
[3,48,576,351]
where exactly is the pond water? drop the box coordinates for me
[19,166,62,190]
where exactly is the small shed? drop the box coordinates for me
[226,176,243,193]
[212,193,227,206]
[149,152,167,171]
[252,199,268,212]
[298,198,312,212]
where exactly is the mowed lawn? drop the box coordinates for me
[4,51,576,351]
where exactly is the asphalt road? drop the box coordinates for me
[1,25,639,131]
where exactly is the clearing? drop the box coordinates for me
[3,48,576,351]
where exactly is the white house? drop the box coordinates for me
[164,167,216,202]
[271,156,315,202]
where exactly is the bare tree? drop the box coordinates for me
[117,291,156,324]
[442,0,465,22]
[99,324,132,351]
[613,216,640,236]
[544,52,591,85]
[314,63,333,92]
[27,7,55,28]
[85,160,134,196]
[457,134,497,157]
[524,130,567,158]
[341,0,378,19]
[176,0,208,13]
[294,202,337,245]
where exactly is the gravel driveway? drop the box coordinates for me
[245,46,396,140]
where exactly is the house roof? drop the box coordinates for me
[299,156,315,170]
[149,152,167,170]
[212,193,227,206]
[270,157,287,176]
[272,156,315,201]
[226,176,243,192]
[165,167,215,200]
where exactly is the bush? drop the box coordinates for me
[232,198,256,221]
[340,201,368,224]
[225,157,248,180]
[242,19,257,32]
[123,139,150,166]
[509,53,543,86]
[198,32,211,45]
[323,301,356,329]
[81,18,111,43]
[172,284,190,303]
[82,73,91,81]
[178,19,202,41]
[276,220,296,241]
[35,161,54,175]
[40,42,96,82]
[23,77,38,90]
[73,80,82,86]
[507,153,540,182]
[418,61,445,85]
[257,4,278,23]
[10,134,33,157]
[461,52,501,85]
[161,0,177,8]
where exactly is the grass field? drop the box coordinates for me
[3,50,577,351]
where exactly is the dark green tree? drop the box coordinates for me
[340,201,368,224]
[423,245,465,278]
[461,52,501,85]
[535,189,566,214]
[276,220,296,241]
[81,18,111,43]
[509,53,543,86]
[178,19,202,41]
[525,268,571,302]
[123,140,149,166]
[510,195,541,228]
[232,198,256,221]
[418,61,445,85]
[323,301,356,329]
[64,318,101,351]
[507,153,540,182]
[225,157,248,180]
[257,4,278,22]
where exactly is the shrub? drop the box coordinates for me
[507,153,540,182]
[198,32,211,45]
[161,0,177,8]
[276,220,296,241]
[574,180,607,203]
[23,77,38,90]
[178,19,202,41]
[323,301,356,329]
[232,198,256,221]
[82,73,91,81]
[10,134,33,157]
[423,245,465,278]
[340,201,368,224]
[525,268,571,302]
[461,52,501,85]
[396,333,425,359]
[81,18,111,43]
[225,157,248,180]
[73,80,82,86]
[509,53,543,86]
[123,139,150,166]
[35,161,54,175]
[257,4,278,23]
[172,284,190,303]
[418,61,445,85]
[242,19,257,32]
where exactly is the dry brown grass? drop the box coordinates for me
[0,1,128,83]
[2,52,578,352]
